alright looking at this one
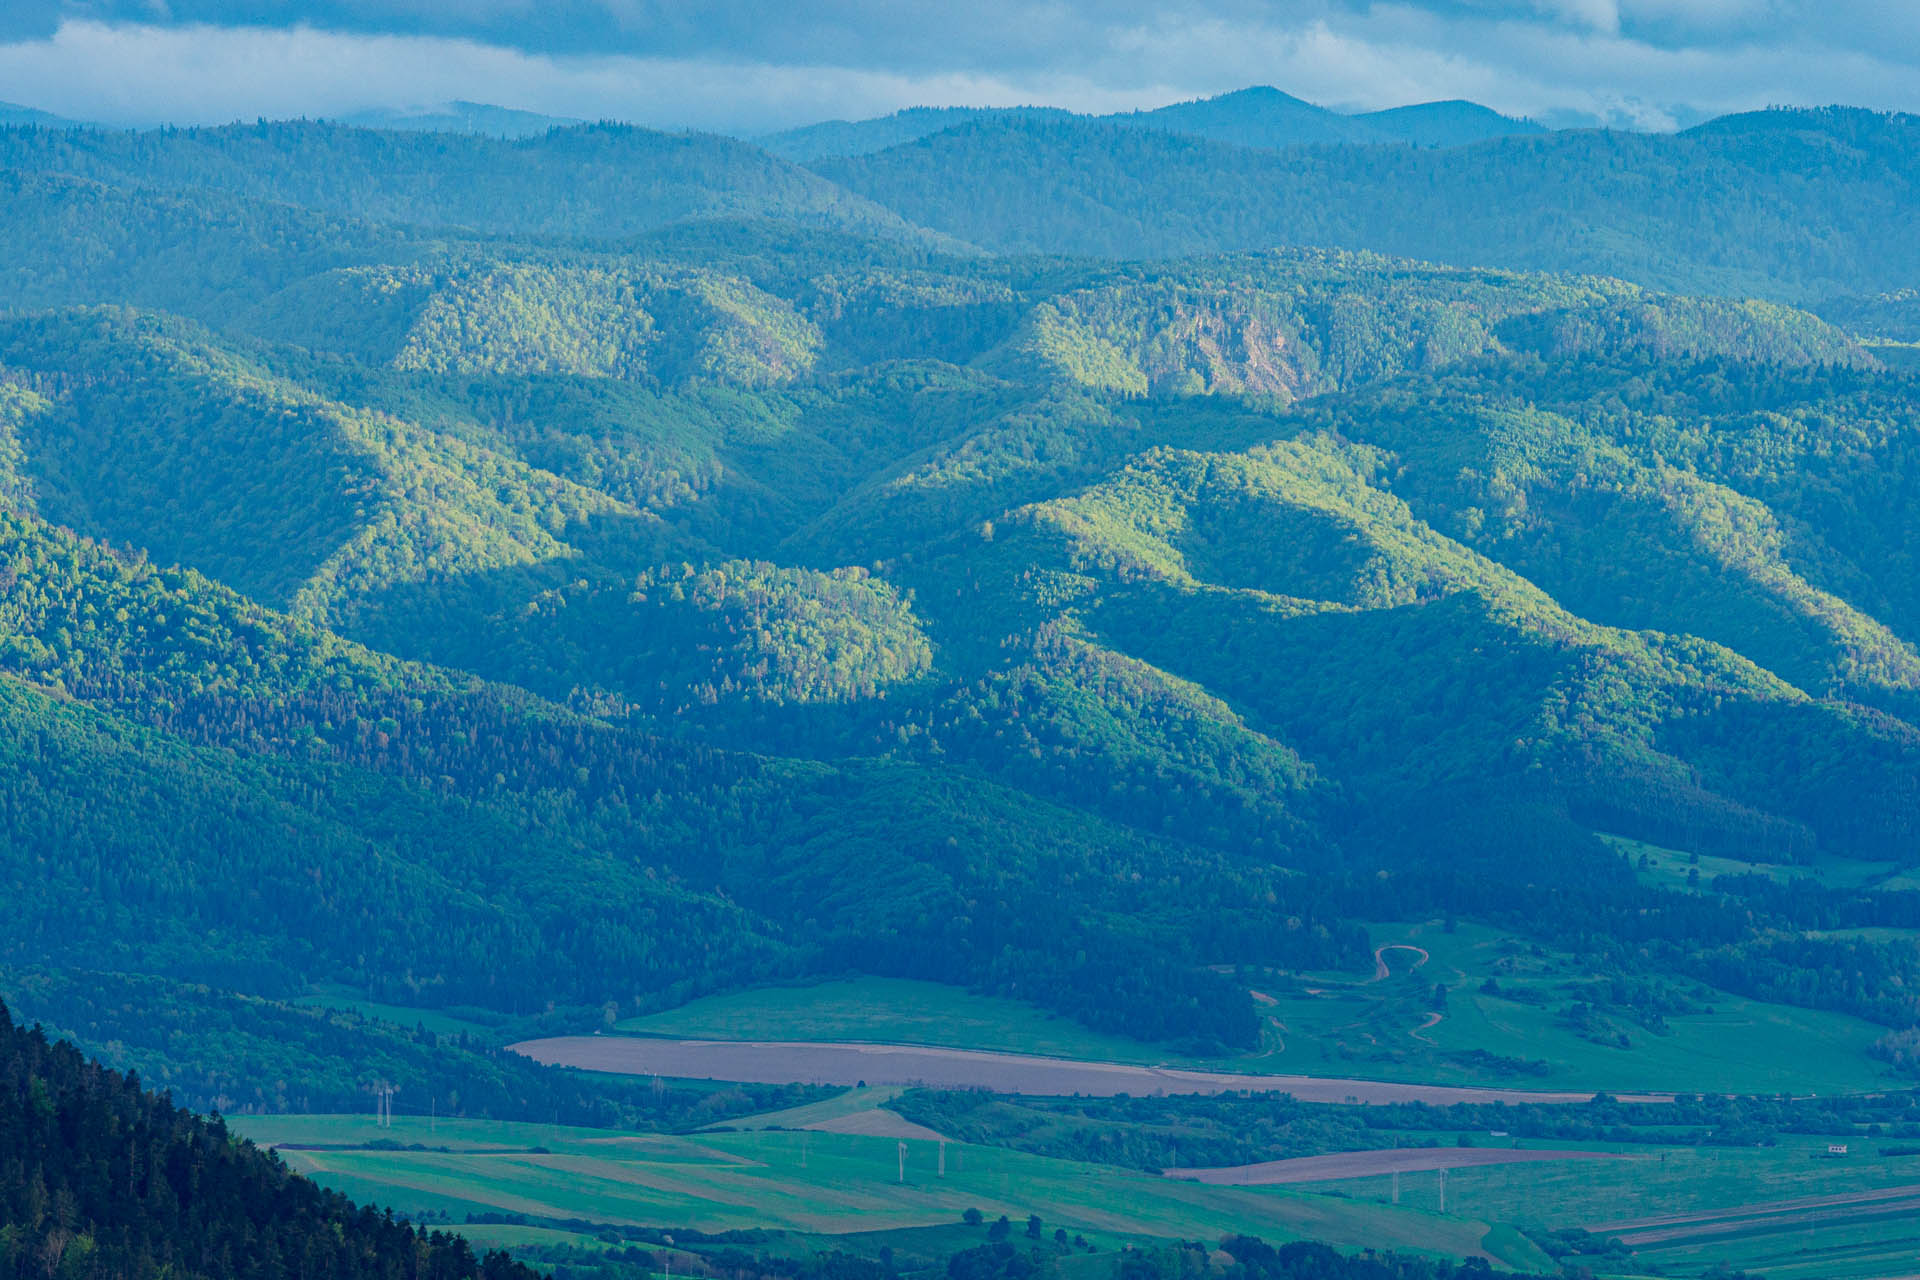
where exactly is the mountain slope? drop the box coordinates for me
[0,1001,536,1278]
[757,105,1073,162]
[4,121,1920,1087]
[819,108,1920,300]
[1111,86,1378,147]
[0,167,424,324]
[0,120,955,246]
[1355,99,1545,146]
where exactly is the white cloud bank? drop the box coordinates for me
[0,9,1914,135]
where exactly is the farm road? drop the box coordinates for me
[1372,945,1431,982]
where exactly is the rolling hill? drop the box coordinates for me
[818,107,1920,300]
[2,108,1920,1138]
[0,119,958,247]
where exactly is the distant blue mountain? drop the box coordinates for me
[758,105,1074,161]
[758,86,1545,161]
[1354,98,1547,146]
[0,100,93,128]
[338,100,583,138]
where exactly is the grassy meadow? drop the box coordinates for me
[617,978,1181,1066]
[615,920,1900,1098]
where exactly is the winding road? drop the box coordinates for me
[1372,944,1431,981]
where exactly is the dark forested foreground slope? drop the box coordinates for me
[0,103,1918,1128]
[0,1001,534,1279]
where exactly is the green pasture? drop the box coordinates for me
[294,991,507,1041]
[621,922,1896,1097]
[617,978,1184,1067]
[1604,835,1899,894]
[1262,919,1896,1095]
[232,1115,1552,1271]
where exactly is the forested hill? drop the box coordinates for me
[5,103,1914,304]
[0,121,959,247]
[0,1001,534,1279]
[3,110,1920,1104]
[817,107,1920,301]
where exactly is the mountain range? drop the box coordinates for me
[0,94,1916,1124]
[755,86,1544,161]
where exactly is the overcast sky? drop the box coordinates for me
[0,1,1915,134]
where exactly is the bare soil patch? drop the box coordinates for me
[510,1036,1670,1105]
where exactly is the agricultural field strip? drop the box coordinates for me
[1166,1146,1634,1185]
[1615,1195,1920,1247]
[248,1118,1537,1264]
[1589,1174,1920,1235]
[511,1036,1672,1104]
[1589,1189,1920,1243]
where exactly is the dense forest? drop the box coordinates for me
[819,107,1920,301]
[0,101,1919,1136]
[0,1000,536,1279]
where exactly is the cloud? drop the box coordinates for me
[0,20,1185,132]
[0,3,1911,134]
[1533,0,1622,35]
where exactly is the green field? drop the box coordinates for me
[232,1114,1553,1271]
[618,979,1186,1066]
[622,926,1900,1097]
[1314,1135,1920,1280]
[235,1108,1920,1279]
[1264,920,1899,1095]
[1607,835,1900,894]
[294,991,511,1042]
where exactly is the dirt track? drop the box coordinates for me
[511,1036,1671,1105]
[1167,1146,1631,1185]
[1372,945,1430,981]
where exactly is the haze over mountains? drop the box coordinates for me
[0,83,1550,154]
